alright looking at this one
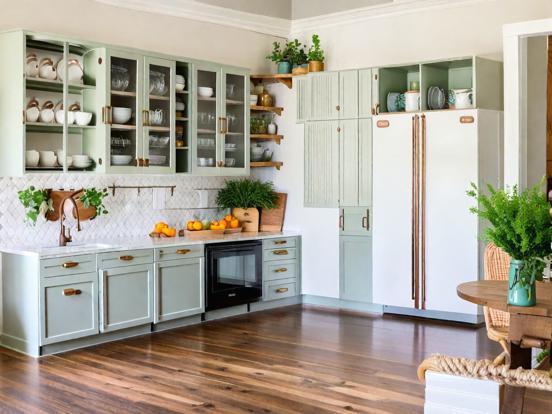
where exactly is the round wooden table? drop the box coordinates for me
[457,280,552,414]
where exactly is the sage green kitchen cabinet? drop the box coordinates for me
[340,235,373,303]
[359,118,373,206]
[304,121,339,207]
[359,68,375,118]
[339,119,359,206]
[339,70,359,119]
[296,75,311,123]
[340,207,371,236]
[40,272,99,345]
[309,72,339,121]
[193,63,249,175]
[99,263,154,332]
[155,257,204,323]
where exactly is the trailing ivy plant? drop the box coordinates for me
[18,186,53,225]
[266,41,287,63]
[216,179,278,210]
[79,187,109,217]
[307,34,325,62]
[467,181,552,294]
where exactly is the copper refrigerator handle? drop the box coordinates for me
[421,114,427,310]
[411,115,416,304]
[413,115,421,309]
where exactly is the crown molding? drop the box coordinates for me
[94,0,291,37]
[290,0,495,34]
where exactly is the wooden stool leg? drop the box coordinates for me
[501,343,532,414]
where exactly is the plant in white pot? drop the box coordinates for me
[468,182,552,306]
[216,179,278,232]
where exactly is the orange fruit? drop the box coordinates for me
[224,214,233,222]
[154,222,168,233]
[230,218,239,228]
[162,227,176,237]
[219,220,227,229]
[192,221,203,231]
[186,221,194,231]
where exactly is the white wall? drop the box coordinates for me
[256,0,552,299]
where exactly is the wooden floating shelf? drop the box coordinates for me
[111,90,136,97]
[198,97,216,102]
[149,94,170,101]
[175,117,189,121]
[226,99,244,105]
[250,74,297,89]
[250,134,283,145]
[197,129,216,134]
[250,161,283,170]
[111,124,136,130]
[251,105,283,116]
[147,126,170,132]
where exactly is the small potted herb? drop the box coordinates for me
[307,34,325,72]
[467,182,552,306]
[287,39,308,75]
[266,41,291,74]
[216,179,278,232]
[78,187,109,220]
[18,186,53,225]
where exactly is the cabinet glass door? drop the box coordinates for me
[194,64,221,173]
[221,70,248,173]
[107,51,142,170]
[144,57,175,173]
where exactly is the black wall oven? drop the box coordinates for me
[205,240,263,311]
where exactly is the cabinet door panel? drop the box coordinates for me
[340,236,372,303]
[40,273,98,345]
[359,118,373,206]
[340,207,370,236]
[339,70,358,119]
[339,119,359,206]
[304,121,339,207]
[359,69,373,118]
[296,76,311,123]
[155,257,204,323]
[424,110,479,315]
[100,264,154,332]
[310,72,339,120]
[372,114,414,308]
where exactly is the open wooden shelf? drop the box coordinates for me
[250,74,297,89]
[250,161,283,170]
[175,117,189,121]
[149,94,169,101]
[251,105,283,116]
[250,134,283,145]
[111,90,136,97]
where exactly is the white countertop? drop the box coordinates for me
[0,231,300,259]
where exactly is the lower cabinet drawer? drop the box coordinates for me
[154,245,203,262]
[264,259,297,281]
[98,249,153,269]
[264,278,297,301]
[40,273,99,345]
[263,237,297,250]
[264,247,297,261]
[41,254,96,278]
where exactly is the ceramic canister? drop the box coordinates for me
[404,91,420,112]
[453,89,473,109]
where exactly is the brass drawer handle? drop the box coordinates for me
[119,255,134,261]
[274,268,288,273]
[273,240,287,245]
[273,250,288,256]
[276,287,289,293]
[176,249,191,255]
[62,261,79,269]
[63,288,82,296]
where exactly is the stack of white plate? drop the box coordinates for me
[176,75,185,92]
[73,154,92,169]
[427,86,446,110]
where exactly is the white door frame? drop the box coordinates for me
[503,18,552,188]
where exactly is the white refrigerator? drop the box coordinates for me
[372,109,502,323]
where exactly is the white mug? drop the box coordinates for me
[453,89,473,109]
[404,91,420,112]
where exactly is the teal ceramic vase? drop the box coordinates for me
[277,61,291,74]
[508,259,536,307]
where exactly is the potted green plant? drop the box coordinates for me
[287,39,308,75]
[467,182,552,306]
[216,178,278,232]
[307,34,325,72]
[18,186,53,225]
[266,41,291,74]
[78,187,109,220]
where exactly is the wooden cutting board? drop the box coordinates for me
[260,193,287,232]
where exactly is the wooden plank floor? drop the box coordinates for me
[0,305,550,413]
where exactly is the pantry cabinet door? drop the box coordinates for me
[339,119,359,207]
[304,121,339,207]
[339,70,359,119]
[358,118,373,206]
[358,68,373,118]
[340,235,372,303]
[309,72,339,121]
[296,75,311,123]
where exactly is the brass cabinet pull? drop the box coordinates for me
[362,216,368,229]
[176,249,191,255]
[63,288,82,296]
[119,255,134,261]
[274,268,288,273]
[339,209,344,230]
[273,240,287,245]
[144,158,150,167]
[336,105,340,111]
[142,109,150,126]
[276,287,289,293]
[62,261,79,269]
[460,116,474,124]
[106,106,113,125]
[219,117,225,134]
[273,250,288,256]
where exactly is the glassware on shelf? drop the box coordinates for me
[111,65,130,91]
[226,84,236,98]
[149,70,168,96]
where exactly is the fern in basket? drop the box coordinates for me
[216,179,278,210]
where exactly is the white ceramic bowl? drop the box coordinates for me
[111,154,133,165]
[74,111,92,126]
[198,87,213,98]
[55,110,75,125]
[72,155,91,168]
[58,155,73,167]
[112,107,132,124]
[39,151,57,167]
[250,94,258,105]
[175,83,185,92]
[25,150,39,167]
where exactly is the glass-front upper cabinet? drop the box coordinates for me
[143,57,175,173]
[193,64,249,175]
